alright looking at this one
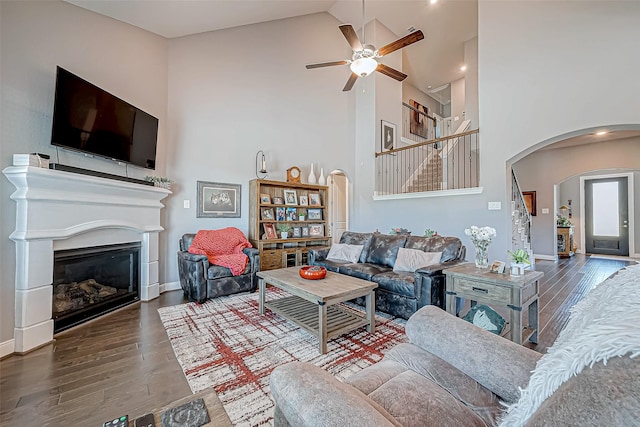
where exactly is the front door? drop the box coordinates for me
[584,176,629,256]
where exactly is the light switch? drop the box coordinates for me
[542,208,549,214]
[183,200,190,209]
[488,202,501,210]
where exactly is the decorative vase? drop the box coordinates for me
[281,231,289,239]
[318,168,326,185]
[474,244,489,269]
[308,164,317,184]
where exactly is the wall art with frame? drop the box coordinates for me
[522,191,537,216]
[381,120,396,152]
[197,181,241,218]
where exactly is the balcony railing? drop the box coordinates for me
[375,129,480,195]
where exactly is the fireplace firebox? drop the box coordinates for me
[52,242,141,333]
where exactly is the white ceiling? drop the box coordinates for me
[65,0,478,99]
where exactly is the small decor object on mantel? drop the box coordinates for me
[318,167,326,185]
[389,227,411,236]
[464,225,497,269]
[145,176,173,190]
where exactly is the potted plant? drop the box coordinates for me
[276,223,292,239]
[508,248,531,276]
[424,228,437,238]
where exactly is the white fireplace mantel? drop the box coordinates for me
[3,166,170,353]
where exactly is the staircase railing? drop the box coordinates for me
[511,169,533,261]
[375,129,480,195]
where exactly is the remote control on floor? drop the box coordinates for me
[102,415,128,427]
[134,413,156,427]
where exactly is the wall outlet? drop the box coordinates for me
[542,208,549,214]
[183,200,190,209]
[488,201,501,210]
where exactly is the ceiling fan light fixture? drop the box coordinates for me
[350,57,378,77]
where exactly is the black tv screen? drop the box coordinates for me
[51,67,158,169]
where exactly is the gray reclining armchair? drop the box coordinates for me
[177,233,260,303]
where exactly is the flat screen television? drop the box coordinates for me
[51,66,158,169]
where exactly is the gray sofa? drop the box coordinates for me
[309,231,465,319]
[177,233,260,303]
[270,263,640,427]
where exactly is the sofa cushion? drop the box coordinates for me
[366,234,407,268]
[340,231,375,263]
[327,243,364,263]
[393,248,442,272]
[347,343,502,427]
[405,236,462,263]
[339,263,391,281]
[371,272,417,298]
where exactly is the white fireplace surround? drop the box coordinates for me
[3,166,170,353]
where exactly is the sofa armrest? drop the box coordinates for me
[243,247,260,270]
[177,250,210,303]
[415,259,466,276]
[309,247,330,264]
[270,362,400,427]
[406,306,541,403]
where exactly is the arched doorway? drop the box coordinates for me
[326,170,350,244]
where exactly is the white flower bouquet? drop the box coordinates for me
[464,225,497,268]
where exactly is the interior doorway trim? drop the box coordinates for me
[579,172,635,257]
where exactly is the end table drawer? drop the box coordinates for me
[454,278,511,304]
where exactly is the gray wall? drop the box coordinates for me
[513,138,640,257]
[1,1,168,345]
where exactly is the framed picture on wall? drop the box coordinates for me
[197,181,241,218]
[522,191,537,216]
[381,120,396,152]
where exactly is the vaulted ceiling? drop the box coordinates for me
[66,0,478,102]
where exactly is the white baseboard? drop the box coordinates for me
[0,339,15,358]
[160,281,181,293]
[534,254,558,262]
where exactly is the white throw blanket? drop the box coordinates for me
[499,263,640,426]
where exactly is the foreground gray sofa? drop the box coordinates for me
[270,263,640,426]
[309,231,465,319]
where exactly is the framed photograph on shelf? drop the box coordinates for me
[381,120,396,152]
[283,190,297,205]
[301,226,310,237]
[273,196,284,205]
[293,227,301,238]
[260,193,271,204]
[299,195,308,206]
[275,207,285,221]
[197,181,241,218]
[309,224,324,237]
[307,208,322,220]
[522,191,537,216]
[490,260,506,274]
[261,208,274,220]
[286,207,297,221]
[308,193,321,206]
[264,223,277,240]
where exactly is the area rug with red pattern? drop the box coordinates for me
[157,288,407,426]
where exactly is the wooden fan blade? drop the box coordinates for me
[376,63,407,81]
[306,60,349,69]
[339,24,363,51]
[378,30,424,57]
[343,73,359,91]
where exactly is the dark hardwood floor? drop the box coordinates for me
[0,255,634,426]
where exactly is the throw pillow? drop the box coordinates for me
[392,248,442,272]
[326,243,364,263]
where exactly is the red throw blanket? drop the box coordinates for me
[188,227,252,276]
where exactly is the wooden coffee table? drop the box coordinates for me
[257,267,378,354]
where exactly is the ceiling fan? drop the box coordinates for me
[306,3,424,91]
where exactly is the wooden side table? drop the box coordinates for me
[444,264,543,344]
